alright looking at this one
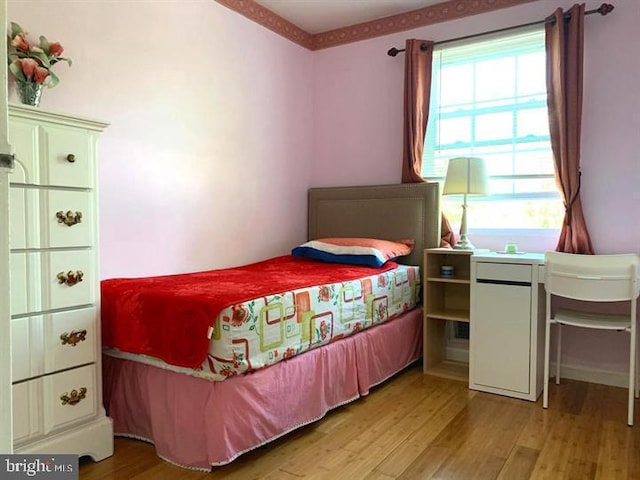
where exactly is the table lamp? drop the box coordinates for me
[443,157,489,250]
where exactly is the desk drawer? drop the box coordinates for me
[476,262,531,283]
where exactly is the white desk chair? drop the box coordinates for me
[543,252,640,426]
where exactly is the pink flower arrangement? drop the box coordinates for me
[7,22,71,88]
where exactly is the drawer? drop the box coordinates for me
[10,186,39,249]
[43,364,97,434]
[8,119,39,185]
[42,125,93,188]
[10,252,42,316]
[476,262,532,283]
[44,307,97,374]
[43,250,96,310]
[12,379,43,445]
[42,189,94,248]
[11,187,95,250]
[11,316,44,382]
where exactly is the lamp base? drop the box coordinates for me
[453,200,475,250]
[453,234,475,250]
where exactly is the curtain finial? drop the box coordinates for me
[597,3,614,16]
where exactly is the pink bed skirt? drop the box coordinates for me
[103,307,423,471]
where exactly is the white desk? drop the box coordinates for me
[469,252,545,401]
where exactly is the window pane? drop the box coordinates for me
[443,196,564,229]
[476,58,515,101]
[517,108,549,138]
[512,148,554,175]
[438,117,471,145]
[489,177,558,195]
[485,152,515,176]
[517,52,546,96]
[439,64,473,105]
[476,112,513,142]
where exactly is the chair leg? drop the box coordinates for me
[556,323,562,385]
[543,318,551,409]
[629,327,636,426]
[635,327,640,398]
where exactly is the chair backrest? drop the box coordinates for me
[544,252,640,302]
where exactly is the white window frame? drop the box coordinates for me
[422,28,563,239]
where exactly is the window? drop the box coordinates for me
[422,29,563,231]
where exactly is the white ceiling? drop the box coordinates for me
[254,0,444,34]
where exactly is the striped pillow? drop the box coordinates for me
[291,238,414,268]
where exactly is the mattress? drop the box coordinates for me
[105,262,420,381]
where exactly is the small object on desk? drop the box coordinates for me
[505,242,518,253]
[440,265,454,278]
[497,251,526,255]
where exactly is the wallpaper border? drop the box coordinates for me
[215,0,314,49]
[215,0,539,51]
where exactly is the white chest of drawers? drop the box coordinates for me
[8,104,113,460]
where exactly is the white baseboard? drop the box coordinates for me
[550,362,630,389]
[446,346,469,364]
[445,345,629,389]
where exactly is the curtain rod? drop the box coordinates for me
[387,2,614,56]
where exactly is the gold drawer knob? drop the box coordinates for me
[57,270,84,286]
[66,153,76,163]
[60,387,87,406]
[60,329,87,346]
[56,210,82,227]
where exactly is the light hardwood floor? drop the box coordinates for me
[79,363,640,479]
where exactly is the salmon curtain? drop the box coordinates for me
[400,39,456,247]
[545,4,594,254]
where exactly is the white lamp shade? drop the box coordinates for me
[442,157,489,196]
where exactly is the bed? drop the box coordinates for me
[101,182,441,470]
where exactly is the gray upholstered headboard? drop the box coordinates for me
[307,183,441,269]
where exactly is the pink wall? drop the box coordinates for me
[7,0,314,278]
[312,0,640,381]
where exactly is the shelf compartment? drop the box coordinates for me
[423,248,473,382]
[424,282,470,315]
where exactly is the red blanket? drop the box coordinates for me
[101,255,397,368]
